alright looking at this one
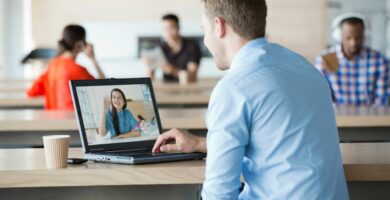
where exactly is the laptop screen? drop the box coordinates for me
[73,80,160,147]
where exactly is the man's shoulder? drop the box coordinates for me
[365,47,387,60]
[210,75,248,102]
[214,67,268,100]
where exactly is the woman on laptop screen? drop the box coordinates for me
[98,88,141,139]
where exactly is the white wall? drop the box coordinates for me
[0,0,5,74]
[28,0,328,79]
[73,20,222,79]
[0,0,330,78]
[31,0,203,47]
[0,0,30,78]
[31,0,225,79]
[387,0,390,57]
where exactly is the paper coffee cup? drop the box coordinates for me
[43,135,70,169]
[178,71,188,85]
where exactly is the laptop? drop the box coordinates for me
[70,78,205,164]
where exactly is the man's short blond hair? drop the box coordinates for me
[202,0,267,40]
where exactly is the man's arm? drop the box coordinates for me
[187,62,199,82]
[26,71,47,97]
[374,57,389,106]
[152,82,250,199]
[201,84,250,200]
[314,55,326,74]
[160,63,179,78]
[187,42,201,82]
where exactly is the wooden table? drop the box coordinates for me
[334,105,390,127]
[334,106,390,142]
[341,143,390,181]
[0,106,389,147]
[0,78,219,93]
[0,78,218,108]
[0,148,205,188]
[0,148,204,199]
[0,93,44,109]
[0,107,389,131]
[156,92,210,107]
[0,92,211,109]
[0,143,389,199]
[152,78,218,92]
[0,109,206,132]
[0,109,206,148]
[0,83,30,93]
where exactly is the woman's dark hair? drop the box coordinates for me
[57,24,86,56]
[110,88,127,136]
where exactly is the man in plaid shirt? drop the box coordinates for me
[315,17,389,106]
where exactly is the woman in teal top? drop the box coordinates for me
[98,88,140,139]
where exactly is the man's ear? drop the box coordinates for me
[214,17,226,38]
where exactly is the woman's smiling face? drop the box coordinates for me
[111,91,125,111]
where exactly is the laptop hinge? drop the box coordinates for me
[106,147,150,153]
[88,147,151,153]
[87,148,105,153]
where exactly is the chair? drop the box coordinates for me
[21,48,57,64]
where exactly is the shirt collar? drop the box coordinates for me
[230,37,268,70]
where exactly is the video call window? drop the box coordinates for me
[76,84,160,145]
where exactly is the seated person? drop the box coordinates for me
[27,24,105,110]
[144,14,201,82]
[315,14,389,106]
[98,88,140,139]
[154,0,348,199]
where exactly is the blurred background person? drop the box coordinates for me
[315,13,389,106]
[27,24,105,110]
[143,14,201,83]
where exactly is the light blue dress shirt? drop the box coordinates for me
[106,108,138,138]
[202,38,349,200]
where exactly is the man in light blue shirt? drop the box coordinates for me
[153,0,349,199]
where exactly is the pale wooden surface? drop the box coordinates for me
[334,106,390,127]
[0,77,218,97]
[0,148,205,188]
[0,93,44,108]
[0,83,30,92]
[341,143,390,181]
[156,93,210,105]
[0,109,206,131]
[0,91,211,108]
[152,78,218,92]
[0,106,389,132]
[0,80,31,93]
[0,143,388,188]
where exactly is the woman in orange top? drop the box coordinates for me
[27,25,105,110]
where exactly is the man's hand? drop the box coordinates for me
[160,63,177,75]
[152,128,206,153]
